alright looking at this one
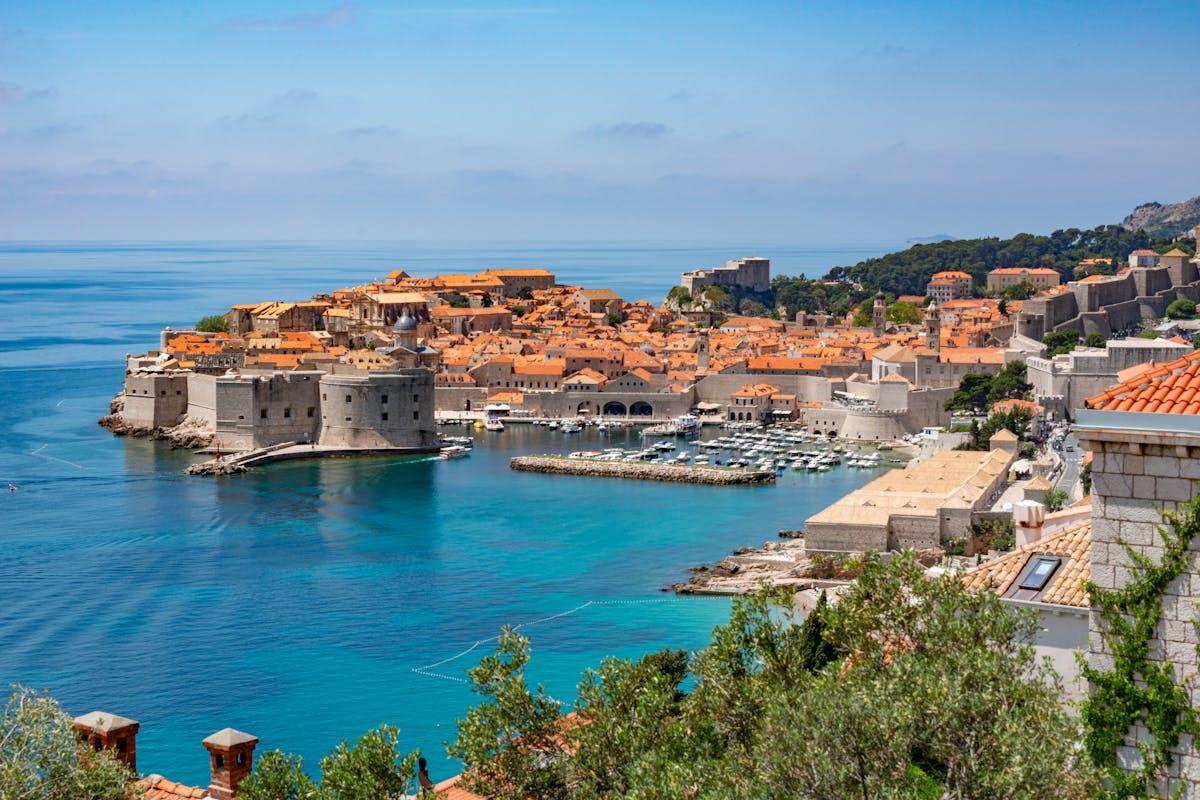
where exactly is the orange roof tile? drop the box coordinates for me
[1085,349,1200,414]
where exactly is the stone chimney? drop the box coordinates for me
[202,728,259,800]
[73,711,140,773]
[1012,500,1046,548]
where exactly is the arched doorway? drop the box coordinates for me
[630,401,653,417]
[603,401,627,416]
[576,402,593,415]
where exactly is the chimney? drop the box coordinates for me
[73,711,140,773]
[1013,500,1046,548]
[202,728,259,800]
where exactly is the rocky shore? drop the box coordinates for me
[510,455,776,485]
[669,534,944,595]
[98,394,214,449]
[185,460,247,476]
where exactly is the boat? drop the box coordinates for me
[484,418,504,432]
[877,443,894,451]
[561,420,583,433]
[439,445,471,459]
[548,420,560,430]
[474,419,485,431]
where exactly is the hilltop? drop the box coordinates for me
[1121,196,1200,239]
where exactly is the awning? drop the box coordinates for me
[694,401,723,410]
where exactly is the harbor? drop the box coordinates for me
[510,454,776,485]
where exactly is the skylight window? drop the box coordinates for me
[1019,556,1061,591]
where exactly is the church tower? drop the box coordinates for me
[392,307,418,352]
[872,291,886,336]
[697,328,710,370]
[925,299,941,353]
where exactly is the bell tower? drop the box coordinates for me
[925,299,941,353]
[872,291,886,336]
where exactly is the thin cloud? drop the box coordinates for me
[582,122,671,141]
[340,125,400,138]
[666,90,693,103]
[272,89,319,105]
[0,82,54,104]
[223,4,355,32]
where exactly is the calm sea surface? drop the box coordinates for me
[0,241,889,785]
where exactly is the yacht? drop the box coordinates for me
[484,418,504,432]
[439,445,471,459]
[561,420,583,433]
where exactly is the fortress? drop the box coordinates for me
[680,256,771,295]
[1017,227,1200,340]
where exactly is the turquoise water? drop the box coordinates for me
[0,241,887,786]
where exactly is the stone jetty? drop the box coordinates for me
[510,455,775,485]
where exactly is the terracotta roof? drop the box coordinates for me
[961,521,1092,608]
[1084,349,1200,414]
[433,776,488,800]
[139,776,207,800]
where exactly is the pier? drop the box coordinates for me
[185,441,438,475]
[510,455,775,485]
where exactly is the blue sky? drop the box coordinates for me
[1,0,1197,242]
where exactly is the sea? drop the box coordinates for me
[0,241,890,785]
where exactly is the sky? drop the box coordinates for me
[0,0,1198,242]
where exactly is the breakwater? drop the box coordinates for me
[510,455,775,485]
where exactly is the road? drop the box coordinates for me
[1055,432,1082,498]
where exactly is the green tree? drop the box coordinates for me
[0,685,139,800]
[665,286,693,309]
[605,312,625,327]
[1167,298,1196,319]
[196,314,229,333]
[986,360,1032,405]
[1139,329,1161,340]
[1192,334,1200,351]
[448,627,567,800]
[514,286,535,301]
[999,280,1037,301]
[701,285,731,311]
[945,372,994,412]
[886,301,922,325]
[319,726,417,800]
[236,751,316,800]
[1043,488,1068,512]
[1042,329,1080,356]
[795,591,837,673]
[1083,332,1106,348]
[737,298,769,317]
[997,298,1008,316]
[444,292,470,309]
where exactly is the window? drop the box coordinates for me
[381,394,389,404]
[237,752,246,767]
[345,416,352,422]
[381,412,389,421]
[238,414,244,420]
[413,410,419,420]
[260,409,268,419]
[413,394,419,403]
[307,407,315,418]
[176,390,182,395]
[116,737,127,753]
[215,754,225,769]
[161,390,166,396]
[283,408,291,418]
[1019,556,1061,591]
[322,393,327,401]
[345,394,352,403]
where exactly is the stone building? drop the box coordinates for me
[1077,348,1200,795]
[926,270,972,303]
[1027,336,1192,419]
[985,267,1061,292]
[803,435,1016,553]
[680,256,770,295]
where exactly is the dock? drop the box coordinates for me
[185,441,438,475]
[509,455,775,485]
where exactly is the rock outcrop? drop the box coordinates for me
[1121,197,1200,239]
[98,394,214,449]
[185,460,247,476]
[510,455,775,485]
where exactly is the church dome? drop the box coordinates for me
[394,309,417,331]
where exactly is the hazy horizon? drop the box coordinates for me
[2,1,1197,242]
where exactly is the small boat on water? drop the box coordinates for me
[561,420,583,433]
[440,445,471,459]
[484,418,504,432]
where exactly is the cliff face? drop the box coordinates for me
[1121,197,1200,238]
